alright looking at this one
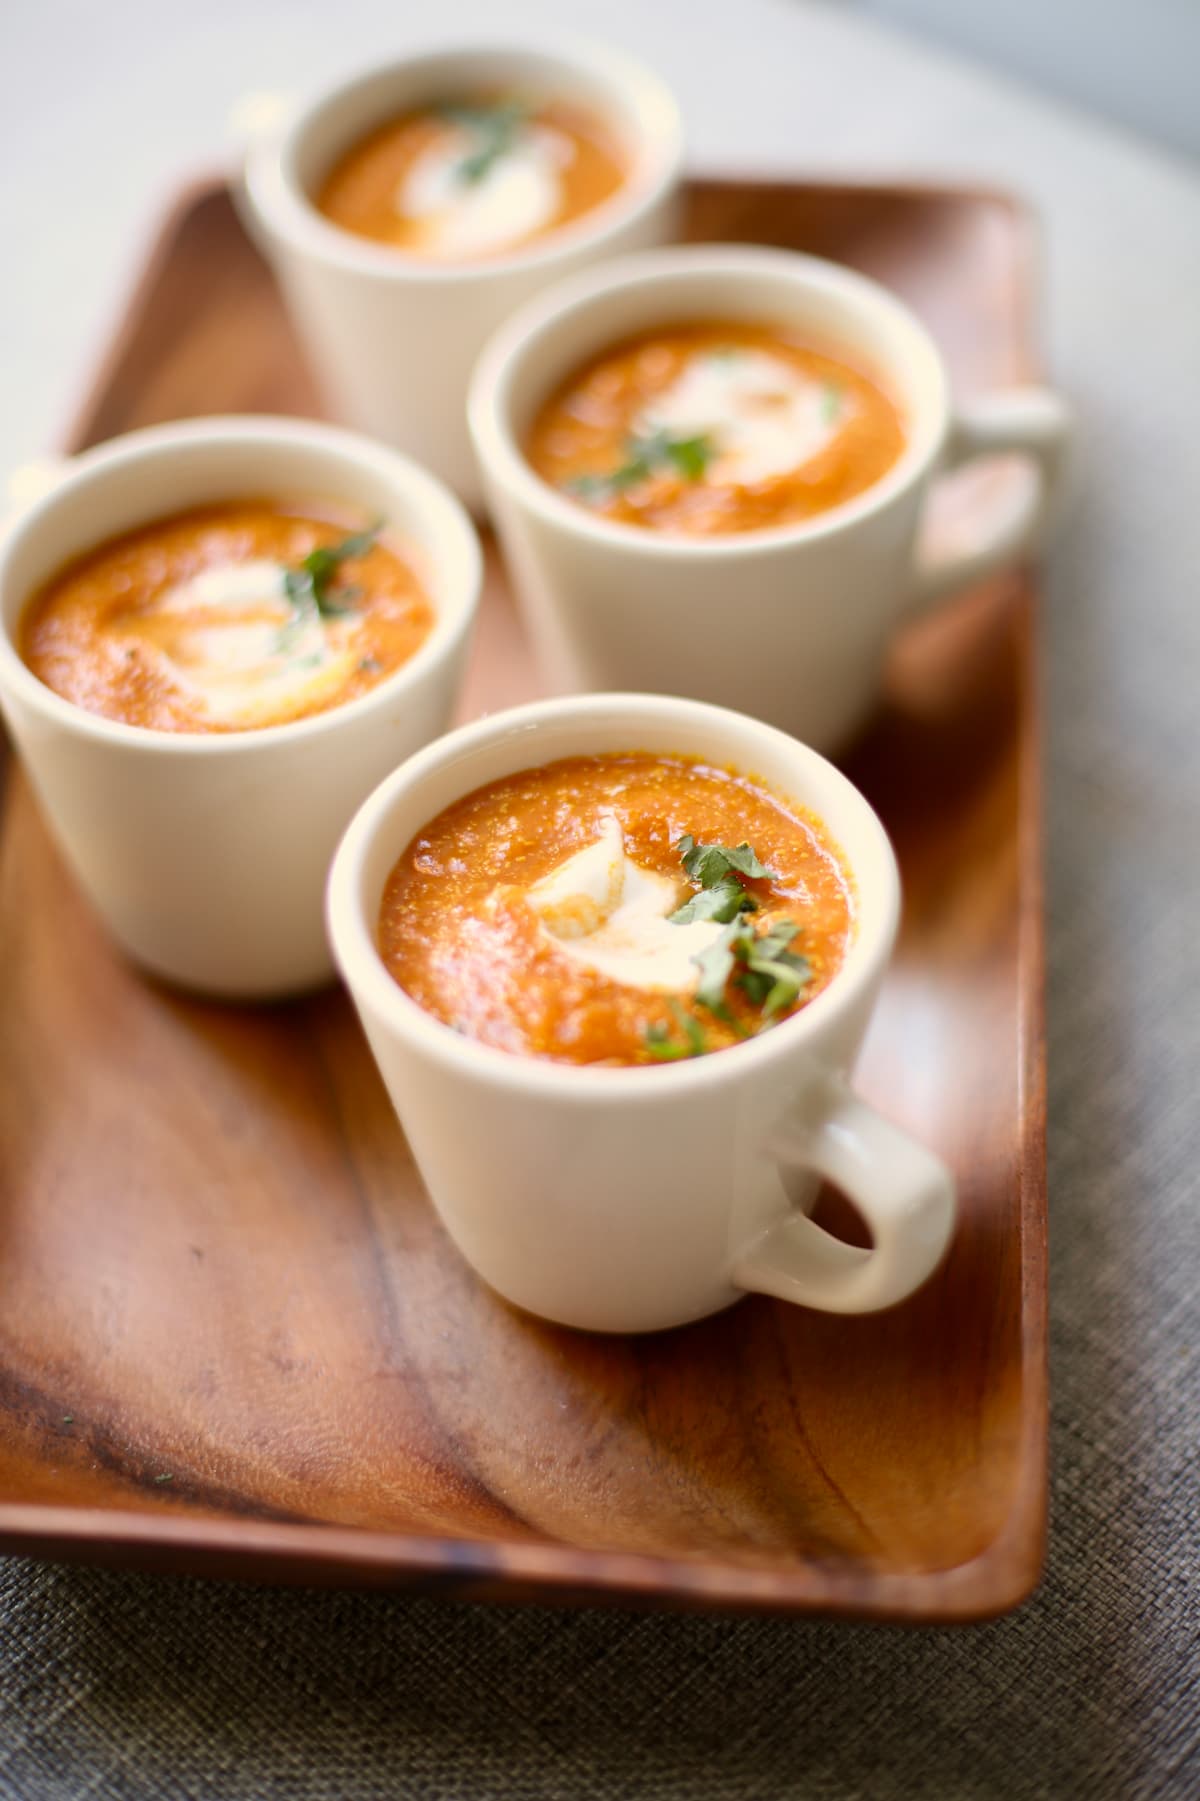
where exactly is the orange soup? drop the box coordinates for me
[526,322,906,535]
[379,753,855,1066]
[22,501,435,733]
[316,93,626,262]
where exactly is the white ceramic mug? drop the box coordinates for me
[327,692,955,1334]
[0,416,481,998]
[237,42,684,511]
[468,244,1073,752]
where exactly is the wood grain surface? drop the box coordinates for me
[0,178,1046,1619]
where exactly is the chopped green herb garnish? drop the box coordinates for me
[281,524,380,632]
[654,833,812,1053]
[438,100,530,186]
[567,429,714,505]
[679,835,773,885]
[662,433,711,481]
[61,1414,74,1425]
[819,383,843,424]
[668,835,772,924]
[644,999,709,1061]
[692,911,812,1025]
[692,921,740,1014]
[153,1473,174,1484]
[668,876,754,926]
[565,472,617,502]
[733,918,811,1016]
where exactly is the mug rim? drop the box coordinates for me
[245,37,685,286]
[0,414,483,758]
[467,242,951,557]
[326,691,900,1099]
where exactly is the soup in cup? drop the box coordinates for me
[469,244,1072,751]
[238,42,684,509]
[526,319,908,534]
[327,692,955,1334]
[315,91,627,262]
[0,416,481,998]
[21,498,436,733]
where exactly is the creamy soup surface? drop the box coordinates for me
[526,322,906,534]
[379,753,855,1066]
[316,92,627,261]
[22,501,435,733]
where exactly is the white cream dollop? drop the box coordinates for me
[130,559,362,727]
[397,122,572,259]
[525,818,724,993]
[639,349,845,487]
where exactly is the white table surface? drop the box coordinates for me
[3,5,1199,1797]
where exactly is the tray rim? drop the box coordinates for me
[0,171,1048,1622]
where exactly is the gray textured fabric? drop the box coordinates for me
[3,4,1200,1797]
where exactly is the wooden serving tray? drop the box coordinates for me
[0,176,1047,1620]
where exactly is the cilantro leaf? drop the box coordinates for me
[661,831,813,1035]
[669,874,756,926]
[722,842,774,879]
[743,956,809,1016]
[692,921,741,1014]
[282,524,380,623]
[644,999,709,1060]
[746,919,796,958]
[678,835,774,887]
[662,433,712,481]
[438,100,530,186]
[565,472,617,502]
[670,835,770,924]
[733,919,812,1016]
[566,429,714,506]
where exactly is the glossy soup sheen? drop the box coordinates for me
[526,322,906,534]
[315,93,627,260]
[379,753,855,1066]
[21,501,435,734]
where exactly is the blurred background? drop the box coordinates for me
[865,0,1198,158]
[2,0,1194,478]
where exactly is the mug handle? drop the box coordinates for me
[906,387,1073,621]
[732,1077,955,1313]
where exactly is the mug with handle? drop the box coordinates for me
[0,416,482,998]
[235,41,684,512]
[327,692,956,1334]
[469,245,1072,753]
